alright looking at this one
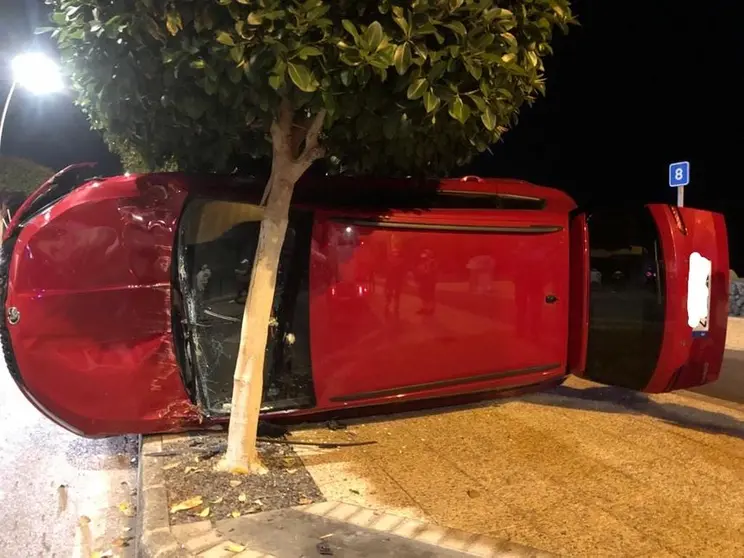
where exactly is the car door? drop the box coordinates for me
[572,204,728,392]
[308,195,570,408]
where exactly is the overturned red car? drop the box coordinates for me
[0,164,729,436]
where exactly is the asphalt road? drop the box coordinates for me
[0,361,138,558]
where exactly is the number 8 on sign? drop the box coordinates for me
[669,161,690,188]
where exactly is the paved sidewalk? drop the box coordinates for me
[691,317,744,404]
[136,435,554,557]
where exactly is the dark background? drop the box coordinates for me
[1,0,743,270]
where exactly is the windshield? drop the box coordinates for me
[176,199,314,414]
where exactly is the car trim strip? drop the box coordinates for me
[329,363,562,403]
[329,218,563,234]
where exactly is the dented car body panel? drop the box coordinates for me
[0,171,729,436]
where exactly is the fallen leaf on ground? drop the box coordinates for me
[225,543,246,553]
[230,510,241,518]
[238,493,247,502]
[184,466,199,475]
[298,496,313,505]
[254,499,263,507]
[170,496,203,513]
[197,507,211,518]
[229,480,242,488]
[57,484,68,514]
[286,468,297,474]
[112,536,133,547]
[211,496,224,504]
[162,462,181,471]
[118,502,135,517]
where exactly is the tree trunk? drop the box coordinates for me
[220,172,293,473]
[220,101,325,474]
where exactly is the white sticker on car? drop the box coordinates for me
[687,251,711,332]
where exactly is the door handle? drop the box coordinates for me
[545,295,558,304]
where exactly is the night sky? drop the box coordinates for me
[1,1,743,268]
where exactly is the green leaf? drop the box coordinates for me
[216,31,235,46]
[481,108,497,131]
[423,90,440,113]
[190,59,206,69]
[466,94,487,112]
[449,96,470,124]
[296,46,323,60]
[427,61,447,83]
[339,69,353,86]
[449,0,464,9]
[406,78,428,100]
[393,44,412,75]
[269,73,285,90]
[51,12,66,25]
[485,8,514,22]
[287,62,318,92]
[342,20,361,44]
[165,11,182,36]
[497,88,513,100]
[501,32,518,50]
[393,13,410,37]
[230,45,245,64]
[247,12,263,25]
[363,21,384,52]
[464,60,482,80]
[444,22,467,36]
[501,53,516,64]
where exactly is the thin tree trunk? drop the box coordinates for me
[221,173,293,473]
[220,100,326,473]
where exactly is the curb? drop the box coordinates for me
[136,433,556,558]
[136,434,188,558]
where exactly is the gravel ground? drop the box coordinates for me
[158,432,324,525]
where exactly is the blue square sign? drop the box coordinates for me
[669,161,690,188]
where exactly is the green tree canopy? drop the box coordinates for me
[47,0,575,472]
[48,0,574,176]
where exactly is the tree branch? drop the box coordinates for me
[270,98,294,157]
[297,109,327,166]
[290,115,312,160]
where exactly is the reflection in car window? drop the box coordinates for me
[585,208,665,390]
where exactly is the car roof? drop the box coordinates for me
[95,172,577,215]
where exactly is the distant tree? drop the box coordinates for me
[49,0,575,473]
[0,156,53,234]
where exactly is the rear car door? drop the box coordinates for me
[573,204,728,392]
[308,194,570,407]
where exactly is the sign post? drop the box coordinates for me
[669,161,690,207]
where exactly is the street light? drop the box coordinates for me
[0,52,64,153]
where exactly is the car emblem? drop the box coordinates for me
[7,307,20,325]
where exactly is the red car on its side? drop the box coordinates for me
[0,164,729,437]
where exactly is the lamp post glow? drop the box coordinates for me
[0,53,64,153]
